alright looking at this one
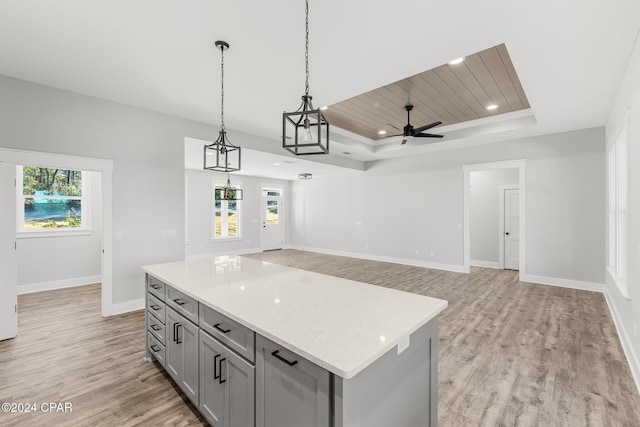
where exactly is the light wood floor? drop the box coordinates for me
[0,284,206,427]
[0,250,638,426]
[245,250,640,427]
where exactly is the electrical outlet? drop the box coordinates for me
[415,250,420,255]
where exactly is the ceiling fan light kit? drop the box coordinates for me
[204,40,242,173]
[282,0,330,156]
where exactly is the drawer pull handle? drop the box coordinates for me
[173,322,183,344]
[173,298,186,306]
[214,354,221,380]
[213,323,231,334]
[150,284,161,290]
[271,350,298,367]
[219,358,226,384]
[150,324,161,331]
[150,344,160,353]
[150,304,161,311]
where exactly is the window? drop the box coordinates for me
[213,185,242,239]
[263,189,282,225]
[607,110,629,297]
[17,165,90,235]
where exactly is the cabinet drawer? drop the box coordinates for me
[256,334,330,427]
[147,310,166,345]
[148,332,166,368]
[200,304,255,363]
[147,293,166,324]
[166,286,199,325]
[147,275,166,301]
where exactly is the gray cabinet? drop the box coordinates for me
[166,306,199,406]
[200,330,255,427]
[255,334,330,427]
[200,304,255,363]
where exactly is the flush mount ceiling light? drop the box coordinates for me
[298,173,313,180]
[486,104,498,110]
[449,57,465,65]
[215,174,244,201]
[282,0,329,156]
[204,40,241,172]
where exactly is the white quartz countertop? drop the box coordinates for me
[142,256,447,379]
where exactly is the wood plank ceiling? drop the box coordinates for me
[322,44,530,141]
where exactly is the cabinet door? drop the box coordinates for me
[166,307,184,382]
[181,319,200,405]
[166,307,199,406]
[200,331,225,426]
[200,330,255,427]
[256,335,330,427]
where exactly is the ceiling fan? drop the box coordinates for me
[388,104,444,144]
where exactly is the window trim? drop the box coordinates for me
[16,165,92,238]
[606,108,630,299]
[212,180,243,241]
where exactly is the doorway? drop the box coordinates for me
[463,159,526,278]
[0,148,114,326]
[261,188,284,251]
[0,162,17,340]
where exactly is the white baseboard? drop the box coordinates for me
[519,274,604,293]
[470,260,502,269]
[18,275,102,295]
[186,248,262,261]
[604,291,640,395]
[286,245,467,273]
[104,298,145,317]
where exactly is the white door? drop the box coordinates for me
[503,188,520,270]
[261,189,283,251]
[0,162,17,340]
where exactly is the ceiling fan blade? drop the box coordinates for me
[414,132,444,138]
[383,133,403,138]
[387,123,401,132]
[413,121,442,134]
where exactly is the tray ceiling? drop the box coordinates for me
[322,44,530,141]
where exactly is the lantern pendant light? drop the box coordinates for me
[204,40,241,172]
[282,0,329,155]
[215,174,243,201]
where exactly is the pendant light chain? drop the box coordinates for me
[304,0,309,97]
[220,43,225,131]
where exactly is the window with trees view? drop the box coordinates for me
[213,186,241,239]
[17,165,88,232]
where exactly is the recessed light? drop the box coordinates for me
[378,130,387,135]
[449,57,465,65]
[273,162,281,166]
[486,104,498,111]
[320,106,328,110]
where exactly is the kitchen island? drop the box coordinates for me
[143,255,447,427]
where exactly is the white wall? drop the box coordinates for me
[17,170,102,292]
[605,31,640,388]
[0,76,221,307]
[185,169,290,258]
[290,127,605,283]
[470,168,518,266]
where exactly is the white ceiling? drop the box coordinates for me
[1,0,639,172]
